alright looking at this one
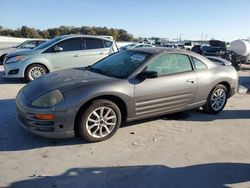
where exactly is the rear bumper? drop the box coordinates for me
[16,91,76,139]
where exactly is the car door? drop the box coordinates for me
[79,38,110,67]
[49,38,83,70]
[134,53,197,118]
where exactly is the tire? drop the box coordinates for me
[77,99,122,142]
[25,64,47,81]
[203,84,228,114]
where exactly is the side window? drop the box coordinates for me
[147,54,193,76]
[191,57,207,70]
[85,38,104,50]
[55,38,81,52]
[103,40,113,48]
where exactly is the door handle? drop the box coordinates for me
[73,54,80,57]
[187,79,194,84]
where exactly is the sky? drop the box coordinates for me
[0,0,250,41]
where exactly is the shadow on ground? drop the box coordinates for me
[0,70,27,84]
[8,163,250,188]
[0,98,250,151]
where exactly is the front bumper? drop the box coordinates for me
[16,91,75,139]
[3,62,25,78]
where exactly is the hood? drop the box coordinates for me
[23,68,116,101]
[6,48,41,58]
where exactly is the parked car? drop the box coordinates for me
[201,45,226,56]
[191,44,202,54]
[161,44,177,48]
[16,48,238,142]
[120,43,154,50]
[3,35,118,81]
[176,44,185,49]
[184,42,195,50]
[209,40,227,49]
[0,39,47,64]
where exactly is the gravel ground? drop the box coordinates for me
[0,65,250,188]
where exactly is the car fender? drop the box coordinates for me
[21,55,53,75]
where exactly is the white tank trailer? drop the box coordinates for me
[228,40,250,63]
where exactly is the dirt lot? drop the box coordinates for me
[0,65,250,188]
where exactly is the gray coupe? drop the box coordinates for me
[16,48,238,142]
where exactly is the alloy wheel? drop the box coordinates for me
[211,88,226,111]
[28,66,46,80]
[86,107,117,138]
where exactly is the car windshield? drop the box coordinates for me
[34,36,64,50]
[88,50,151,78]
[15,40,28,48]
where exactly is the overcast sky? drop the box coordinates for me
[0,0,250,41]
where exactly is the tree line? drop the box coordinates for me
[0,26,134,41]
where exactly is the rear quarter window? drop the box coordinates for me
[103,40,113,48]
[191,57,207,70]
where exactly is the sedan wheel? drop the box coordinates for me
[203,84,228,114]
[26,64,47,81]
[77,100,121,142]
[86,107,117,138]
[211,88,226,111]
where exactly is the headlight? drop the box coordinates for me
[6,55,25,64]
[31,89,64,107]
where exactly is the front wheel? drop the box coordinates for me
[203,84,228,114]
[77,100,122,142]
[25,64,47,81]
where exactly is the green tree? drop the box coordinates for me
[0,25,134,41]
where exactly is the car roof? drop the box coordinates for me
[58,34,114,42]
[129,47,218,69]
[26,39,48,41]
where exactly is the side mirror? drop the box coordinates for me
[53,46,63,52]
[138,71,158,79]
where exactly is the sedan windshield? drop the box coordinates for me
[88,50,151,78]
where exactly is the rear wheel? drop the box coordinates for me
[203,84,228,114]
[25,64,47,81]
[77,100,121,142]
